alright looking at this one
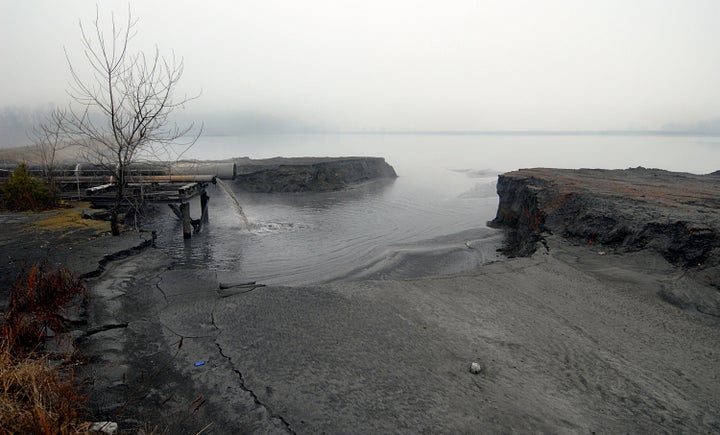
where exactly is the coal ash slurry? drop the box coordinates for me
[216,178,250,230]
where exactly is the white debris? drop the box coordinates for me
[89,421,118,434]
[469,362,483,374]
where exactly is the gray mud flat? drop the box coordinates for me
[63,167,720,432]
[81,240,719,433]
[79,251,291,433]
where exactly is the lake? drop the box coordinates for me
[149,132,720,286]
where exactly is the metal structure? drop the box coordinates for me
[1,161,237,239]
[84,176,216,239]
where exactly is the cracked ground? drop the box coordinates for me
[80,251,291,433]
[79,242,720,433]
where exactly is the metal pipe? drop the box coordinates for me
[125,175,217,183]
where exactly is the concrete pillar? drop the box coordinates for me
[181,202,191,239]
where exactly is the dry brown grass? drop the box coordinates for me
[0,346,89,434]
[0,261,90,434]
[33,201,109,238]
[1,260,87,356]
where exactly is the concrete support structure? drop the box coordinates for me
[85,178,217,240]
[180,202,191,239]
[200,192,209,223]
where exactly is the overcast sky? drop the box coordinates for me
[2,0,719,132]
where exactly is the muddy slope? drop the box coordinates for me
[232,157,397,192]
[490,167,720,313]
[491,168,720,273]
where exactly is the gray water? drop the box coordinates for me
[149,132,720,286]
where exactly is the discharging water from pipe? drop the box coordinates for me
[216,178,250,230]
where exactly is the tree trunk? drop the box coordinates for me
[111,166,125,236]
[110,209,120,236]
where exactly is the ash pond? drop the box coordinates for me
[146,167,502,286]
[145,131,720,285]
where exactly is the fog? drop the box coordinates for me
[2,0,720,140]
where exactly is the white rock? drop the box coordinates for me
[469,362,483,374]
[89,421,118,434]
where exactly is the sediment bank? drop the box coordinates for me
[232,156,398,192]
[490,167,720,315]
[491,167,720,267]
[0,147,399,194]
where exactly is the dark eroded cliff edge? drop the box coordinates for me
[490,168,720,294]
[232,156,397,192]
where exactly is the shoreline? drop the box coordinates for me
[0,204,155,310]
[2,166,719,432]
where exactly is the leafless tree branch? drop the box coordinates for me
[30,107,71,193]
[62,6,202,235]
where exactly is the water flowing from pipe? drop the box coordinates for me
[216,178,250,230]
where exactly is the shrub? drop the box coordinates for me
[1,259,87,356]
[0,163,57,211]
[0,260,89,433]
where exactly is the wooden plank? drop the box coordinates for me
[168,203,183,220]
[86,183,115,196]
[178,182,199,200]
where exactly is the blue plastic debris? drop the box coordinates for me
[194,360,206,367]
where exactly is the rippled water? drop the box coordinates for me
[149,170,500,286]
[146,132,720,286]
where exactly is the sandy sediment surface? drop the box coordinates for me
[78,238,720,433]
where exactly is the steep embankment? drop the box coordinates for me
[490,168,720,290]
[232,156,397,192]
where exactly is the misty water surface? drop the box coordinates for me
[149,133,720,286]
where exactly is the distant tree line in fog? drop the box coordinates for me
[4,105,719,147]
[662,118,720,134]
[0,106,322,149]
[0,106,55,148]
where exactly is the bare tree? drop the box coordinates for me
[30,108,70,196]
[63,7,200,235]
